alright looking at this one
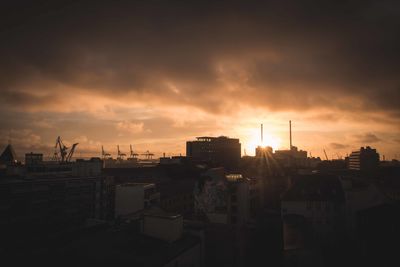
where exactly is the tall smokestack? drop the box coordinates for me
[261,123,263,144]
[289,120,292,149]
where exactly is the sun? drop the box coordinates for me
[244,129,281,155]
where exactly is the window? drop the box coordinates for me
[325,203,330,212]
[231,216,237,223]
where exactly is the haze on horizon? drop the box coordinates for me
[1,0,399,160]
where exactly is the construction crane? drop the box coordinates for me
[66,143,79,162]
[117,145,126,160]
[323,149,329,161]
[141,150,154,160]
[101,146,111,159]
[129,144,139,158]
[52,136,78,162]
[52,136,67,162]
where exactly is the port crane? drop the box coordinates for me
[117,145,126,160]
[129,145,139,159]
[52,136,78,162]
[141,150,154,160]
[101,146,111,159]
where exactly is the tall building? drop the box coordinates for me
[186,136,241,170]
[348,146,379,171]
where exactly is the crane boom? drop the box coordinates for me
[66,143,79,162]
[101,145,111,159]
[52,136,77,163]
[117,145,126,159]
[323,149,329,160]
[141,150,154,160]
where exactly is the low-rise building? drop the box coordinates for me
[194,168,260,225]
[114,183,160,219]
[274,146,308,168]
[281,174,346,242]
[339,175,388,241]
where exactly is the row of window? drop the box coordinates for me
[306,201,331,211]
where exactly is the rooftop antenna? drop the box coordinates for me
[289,120,293,150]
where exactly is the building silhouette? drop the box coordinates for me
[348,146,379,171]
[255,146,273,158]
[186,136,241,170]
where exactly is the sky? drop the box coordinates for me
[1,0,399,160]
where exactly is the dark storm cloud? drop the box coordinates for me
[354,133,381,143]
[1,0,400,115]
[329,143,349,149]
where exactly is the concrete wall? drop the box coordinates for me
[73,159,102,177]
[115,184,144,217]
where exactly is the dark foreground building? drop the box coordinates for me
[0,175,107,247]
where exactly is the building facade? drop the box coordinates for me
[348,146,379,171]
[186,136,241,171]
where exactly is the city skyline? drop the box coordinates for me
[1,1,399,160]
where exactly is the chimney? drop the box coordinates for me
[261,123,263,144]
[289,120,292,149]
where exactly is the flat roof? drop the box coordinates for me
[52,229,200,266]
[282,174,345,202]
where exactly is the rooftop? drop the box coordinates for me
[282,174,345,202]
[52,228,200,266]
[193,136,239,142]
